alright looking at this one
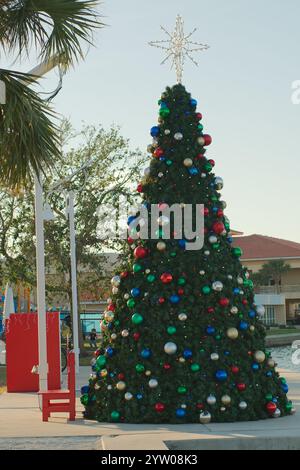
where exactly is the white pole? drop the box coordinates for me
[68,191,80,374]
[34,172,48,391]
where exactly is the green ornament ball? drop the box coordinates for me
[212,243,220,250]
[198,124,204,131]
[190,363,200,372]
[177,386,187,395]
[167,326,177,335]
[233,247,243,258]
[127,299,135,308]
[202,286,211,295]
[178,277,186,286]
[286,401,293,412]
[215,334,221,341]
[166,159,173,166]
[265,393,273,401]
[204,162,212,172]
[170,252,177,257]
[136,363,145,373]
[133,263,142,273]
[96,355,106,368]
[131,313,143,325]
[159,107,170,118]
[147,274,155,283]
[80,394,89,406]
[111,411,120,421]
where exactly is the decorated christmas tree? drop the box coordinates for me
[81,17,295,424]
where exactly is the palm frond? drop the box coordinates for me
[0,0,103,65]
[0,68,61,188]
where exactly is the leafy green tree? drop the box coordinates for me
[82,84,293,424]
[0,122,144,349]
[252,260,291,293]
[0,0,103,187]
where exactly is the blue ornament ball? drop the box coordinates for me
[150,126,160,137]
[265,371,273,377]
[206,326,216,336]
[233,288,240,295]
[248,310,256,319]
[178,239,186,249]
[169,294,180,304]
[127,215,137,226]
[239,321,249,331]
[106,347,114,357]
[136,393,143,400]
[176,408,186,418]
[183,348,193,359]
[190,98,197,107]
[131,288,141,297]
[141,348,152,359]
[252,363,259,371]
[81,385,89,395]
[224,350,230,356]
[188,167,199,176]
[215,370,228,382]
[227,237,233,244]
[282,383,289,393]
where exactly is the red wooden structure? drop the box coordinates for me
[5,312,61,392]
[38,351,76,422]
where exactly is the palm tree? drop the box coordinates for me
[252,260,291,293]
[0,0,103,188]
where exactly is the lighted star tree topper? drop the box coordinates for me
[149,14,210,83]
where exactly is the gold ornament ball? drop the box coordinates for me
[267,358,275,368]
[116,381,126,391]
[124,392,133,401]
[249,325,255,332]
[111,333,117,340]
[179,357,185,363]
[157,241,166,251]
[227,327,239,340]
[183,158,193,167]
[221,395,231,406]
[145,370,152,376]
[100,369,108,377]
[254,350,266,364]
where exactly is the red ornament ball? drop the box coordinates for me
[154,148,164,158]
[137,183,143,193]
[266,402,277,415]
[120,271,129,278]
[160,272,173,284]
[212,221,225,235]
[178,288,184,295]
[158,297,165,304]
[207,307,215,314]
[236,383,246,392]
[163,363,171,371]
[127,237,134,244]
[203,134,212,146]
[133,332,141,342]
[158,202,168,210]
[219,297,230,307]
[242,299,248,305]
[204,207,209,217]
[217,209,224,218]
[196,112,203,121]
[231,366,239,374]
[155,402,165,413]
[208,159,215,167]
[196,403,204,410]
[107,303,115,312]
[118,373,125,380]
[134,246,148,259]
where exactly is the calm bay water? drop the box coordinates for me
[270,346,300,372]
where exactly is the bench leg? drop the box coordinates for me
[42,397,50,422]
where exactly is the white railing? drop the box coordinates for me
[257,285,300,294]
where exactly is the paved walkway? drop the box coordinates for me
[0,366,299,450]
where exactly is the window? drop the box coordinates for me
[263,306,275,326]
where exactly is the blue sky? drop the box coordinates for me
[3,0,300,242]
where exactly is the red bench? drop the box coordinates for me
[38,351,76,422]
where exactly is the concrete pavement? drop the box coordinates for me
[0,366,299,450]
